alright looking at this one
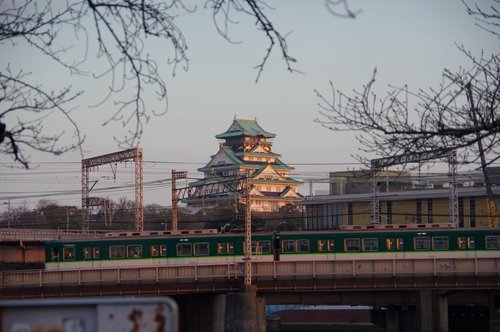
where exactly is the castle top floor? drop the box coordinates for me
[216,117,275,152]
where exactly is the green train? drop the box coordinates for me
[45,225,500,270]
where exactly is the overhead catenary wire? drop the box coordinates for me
[0,159,496,210]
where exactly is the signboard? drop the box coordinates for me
[0,297,178,332]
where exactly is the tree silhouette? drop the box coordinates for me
[2,0,359,167]
[315,2,499,174]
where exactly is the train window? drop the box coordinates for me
[282,240,296,253]
[318,239,335,252]
[485,236,500,249]
[362,238,378,252]
[110,245,125,259]
[85,247,100,259]
[457,237,466,249]
[84,247,92,259]
[51,248,59,261]
[151,245,159,257]
[63,247,75,260]
[432,237,449,250]
[194,243,209,256]
[93,247,100,259]
[227,243,234,254]
[457,237,475,249]
[127,245,143,258]
[251,241,258,254]
[345,238,361,252]
[467,237,475,249]
[297,239,310,253]
[252,241,271,254]
[217,243,226,255]
[414,237,431,250]
[177,243,192,256]
[259,241,271,254]
[387,238,405,251]
[151,245,167,257]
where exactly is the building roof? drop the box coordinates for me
[198,145,294,173]
[300,186,500,205]
[215,117,276,139]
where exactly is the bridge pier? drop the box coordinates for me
[382,306,417,332]
[418,290,448,332]
[176,290,266,332]
[490,292,500,331]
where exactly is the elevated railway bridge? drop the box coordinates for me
[1,256,500,331]
[1,227,500,332]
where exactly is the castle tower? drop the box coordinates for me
[186,117,302,213]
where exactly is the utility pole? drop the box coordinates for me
[170,171,254,289]
[242,173,253,290]
[82,148,144,231]
[371,148,457,225]
[448,150,459,226]
[171,170,187,231]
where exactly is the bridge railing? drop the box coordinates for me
[0,263,242,287]
[1,258,499,289]
[253,257,500,280]
[0,228,106,241]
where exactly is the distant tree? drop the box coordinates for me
[315,52,499,167]
[315,2,499,176]
[35,200,82,230]
[1,200,29,228]
[143,203,168,230]
[111,197,135,230]
[195,202,243,230]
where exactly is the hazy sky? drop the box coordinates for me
[1,0,498,211]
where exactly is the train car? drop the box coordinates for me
[45,230,275,270]
[275,227,500,262]
[45,226,500,270]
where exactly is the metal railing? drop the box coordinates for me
[1,257,499,289]
[0,228,106,241]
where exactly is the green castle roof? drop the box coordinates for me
[216,118,276,139]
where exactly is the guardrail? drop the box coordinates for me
[0,228,106,241]
[1,257,499,290]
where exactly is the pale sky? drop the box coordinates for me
[1,0,498,211]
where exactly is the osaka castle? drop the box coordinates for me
[185,117,303,213]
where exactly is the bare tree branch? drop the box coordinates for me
[324,0,361,18]
[1,0,358,167]
[462,0,500,37]
[0,68,85,167]
[315,51,500,169]
[206,0,300,82]
[1,0,305,166]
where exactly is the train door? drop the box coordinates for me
[385,236,406,259]
[150,243,168,266]
[457,235,476,259]
[82,245,103,269]
[46,246,61,270]
[216,241,237,264]
[317,238,336,261]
